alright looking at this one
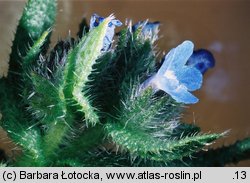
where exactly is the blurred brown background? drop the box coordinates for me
[0,0,250,166]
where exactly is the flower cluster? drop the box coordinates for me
[91,15,215,105]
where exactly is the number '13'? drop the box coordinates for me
[235,171,246,179]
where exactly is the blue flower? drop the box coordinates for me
[187,49,215,74]
[132,21,160,42]
[140,40,203,104]
[90,14,122,51]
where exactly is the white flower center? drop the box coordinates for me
[164,70,177,80]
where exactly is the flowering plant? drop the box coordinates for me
[0,0,249,167]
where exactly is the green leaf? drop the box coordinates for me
[28,73,73,161]
[185,136,250,166]
[0,80,45,166]
[14,128,46,167]
[63,15,115,126]
[22,30,51,70]
[28,73,67,125]
[105,121,222,162]
[9,0,57,81]
[57,150,133,167]
[58,124,104,159]
[21,30,51,101]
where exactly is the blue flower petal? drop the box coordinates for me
[176,66,203,92]
[167,85,199,104]
[90,14,122,51]
[187,49,215,74]
[158,41,194,75]
[153,72,179,92]
[140,40,204,104]
[152,73,199,104]
[111,20,123,27]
